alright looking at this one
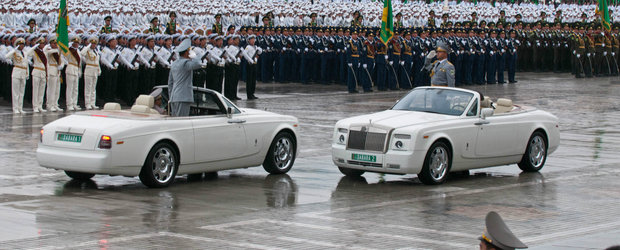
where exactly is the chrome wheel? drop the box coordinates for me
[429,146,449,181]
[273,137,294,170]
[528,135,546,169]
[151,147,175,184]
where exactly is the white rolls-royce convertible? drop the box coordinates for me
[37,86,299,188]
[332,87,560,185]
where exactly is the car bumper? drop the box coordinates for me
[331,144,424,175]
[36,144,141,176]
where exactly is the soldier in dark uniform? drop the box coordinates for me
[165,12,177,35]
[360,31,375,92]
[212,14,223,35]
[345,29,361,93]
[148,17,162,34]
[507,30,520,83]
[496,30,507,84]
[428,11,436,28]
[387,32,401,90]
[100,16,113,34]
[375,33,388,91]
[584,26,595,78]
[400,30,413,89]
[478,211,528,250]
[485,29,498,84]
[394,13,404,30]
[593,24,607,77]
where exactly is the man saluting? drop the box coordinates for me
[168,39,205,116]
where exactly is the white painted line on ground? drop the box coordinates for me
[31,232,161,250]
[203,227,347,248]
[200,218,269,230]
[0,173,61,180]
[0,148,27,152]
[299,123,335,129]
[163,232,284,250]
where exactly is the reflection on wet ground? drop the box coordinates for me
[1,72,620,249]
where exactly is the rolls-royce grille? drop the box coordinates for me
[347,130,387,152]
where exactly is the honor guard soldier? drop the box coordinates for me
[100,35,120,102]
[400,30,413,89]
[29,36,48,112]
[5,38,28,114]
[206,35,225,93]
[394,13,404,30]
[27,19,38,33]
[119,35,141,104]
[149,17,162,34]
[156,36,174,86]
[213,14,224,35]
[101,16,113,34]
[388,32,401,90]
[375,33,388,90]
[80,36,101,110]
[309,13,318,27]
[165,12,178,35]
[507,30,520,83]
[242,35,261,100]
[345,29,361,93]
[359,31,374,92]
[66,35,83,111]
[479,211,528,250]
[224,35,242,100]
[424,41,455,87]
[140,35,159,92]
[44,34,64,112]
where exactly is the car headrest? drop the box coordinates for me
[480,98,491,108]
[497,98,513,107]
[103,102,121,110]
[131,105,153,114]
[135,95,154,108]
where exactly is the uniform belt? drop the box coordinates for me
[351,55,359,57]
[393,53,401,55]
[579,46,585,48]
[14,65,27,70]
[34,67,46,71]
[595,43,602,46]
[69,62,79,67]
[49,63,57,66]
[86,63,99,67]
[377,52,386,55]
[366,56,374,58]
[404,52,412,55]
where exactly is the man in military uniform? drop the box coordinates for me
[242,35,260,100]
[44,34,64,112]
[100,16,113,34]
[27,19,38,33]
[80,36,101,110]
[5,38,29,114]
[165,12,177,35]
[65,36,82,111]
[345,29,361,93]
[149,17,162,34]
[168,39,203,117]
[212,14,223,35]
[479,211,528,250]
[424,41,455,87]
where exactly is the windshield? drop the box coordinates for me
[392,88,474,116]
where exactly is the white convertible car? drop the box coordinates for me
[37,86,299,188]
[332,87,560,185]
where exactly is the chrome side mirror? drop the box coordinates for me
[227,107,233,119]
[481,108,494,119]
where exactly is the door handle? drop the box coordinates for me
[228,119,246,124]
[474,120,490,125]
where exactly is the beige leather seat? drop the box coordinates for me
[103,102,121,111]
[494,98,513,114]
[130,95,159,114]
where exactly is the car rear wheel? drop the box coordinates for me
[139,142,178,188]
[518,131,547,172]
[263,132,296,174]
[64,171,95,180]
[338,167,365,177]
[418,141,452,185]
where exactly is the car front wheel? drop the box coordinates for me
[139,142,179,188]
[418,141,452,185]
[518,131,547,172]
[263,132,296,174]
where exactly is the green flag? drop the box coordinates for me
[596,0,611,32]
[380,0,394,45]
[56,0,69,56]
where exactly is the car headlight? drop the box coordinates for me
[391,134,412,151]
[335,128,348,145]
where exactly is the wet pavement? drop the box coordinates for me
[1,72,619,249]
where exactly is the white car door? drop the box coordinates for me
[191,91,247,163]
[474,114,520,158]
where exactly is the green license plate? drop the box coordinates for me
[352,153,376,163]
[57,133,82,143]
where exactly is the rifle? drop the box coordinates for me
[167,51,174,63]
[149,52,157,63]
[111,53,120,66]
[130,53,139,65]
[201,50,210,61]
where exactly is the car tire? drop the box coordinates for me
[139,142,179,188]
[263,132,296,174]
[518,131,547,172]
[64,171,95,180]
[418,141,452,185]
[338,167,365,177]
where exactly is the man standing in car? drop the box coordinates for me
[168,39,204,116]
[424,41,455,87]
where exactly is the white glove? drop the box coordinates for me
[603,43,606,48]
[257,48,263,54]
[389,61,393,66]
[133,65,139,70]
[363,64,367,69]
[357,63,360,68]
[490,51,494,56]
[573,50,576,55]
[604,52,607,56]
[57,66,63,71]
[427,50,436,58]
[297,49,300,53]
[189,50,197,58]
[133,62,139,68]
[114,62,119,68]
[399,61,404,66]
[577,54,581,58]
[201,62,207,68]
[501,49,505,53]
[337,49,341,53]
[384,55,388,60]
[347,63,352,67]
[304,48,308,52]
[613,52,616,56]
[151,62,156,68]
[587,53,591,57]
[282,47,286,51]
